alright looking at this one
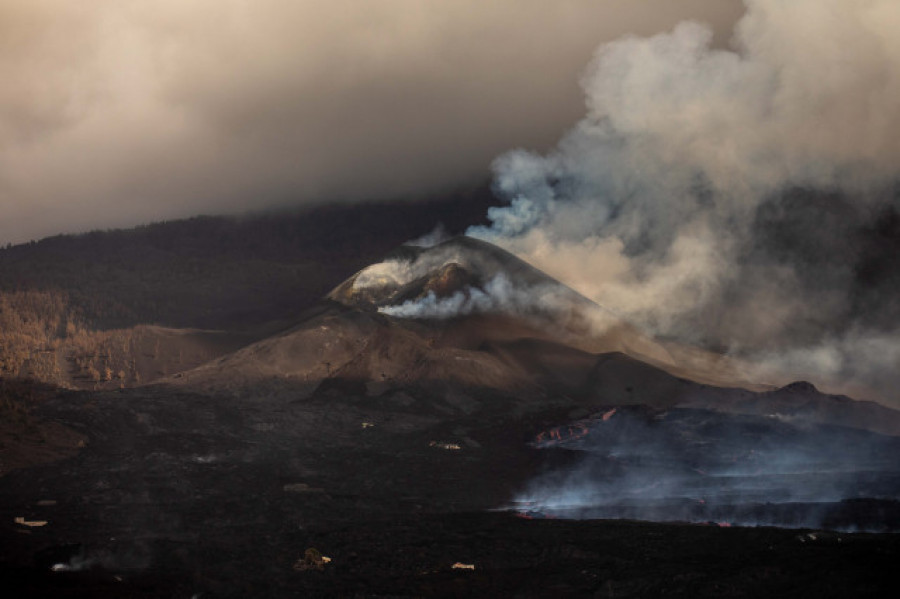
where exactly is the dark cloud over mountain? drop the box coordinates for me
[0,0,742,244]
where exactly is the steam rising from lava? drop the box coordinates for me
[468,0,900,405]
[514,407,900,531]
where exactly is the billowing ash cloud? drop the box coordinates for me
[469,0,900,405]
[0,0,743,245]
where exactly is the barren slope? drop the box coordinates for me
[175,237,900,434]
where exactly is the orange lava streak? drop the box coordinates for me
[534,421,591,446]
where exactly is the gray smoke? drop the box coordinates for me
[378,272,609,328]
[405,224,451,249]
[379,273,524,319]
[469,0,900,405]
[0,0,744,245]
[358,242,619,331]
[513,407,900,531]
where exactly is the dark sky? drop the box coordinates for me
[0,0,744,245]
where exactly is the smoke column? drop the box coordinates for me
[469,0,900,405]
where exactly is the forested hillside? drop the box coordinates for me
[0,186,494,388]
[0,188,493,330]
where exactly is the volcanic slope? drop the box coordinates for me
[178,236,900,435]
[5,237,900,596]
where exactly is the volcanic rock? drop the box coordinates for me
[3,236,900,597]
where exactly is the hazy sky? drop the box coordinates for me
[0,0,743,245]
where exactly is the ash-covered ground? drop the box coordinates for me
[1,380,899,598]
[2,237,900,597]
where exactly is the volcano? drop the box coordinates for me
[2,236,900,597]
[178,236,900,435]
[173,235,900,530]
[179,236,740,394]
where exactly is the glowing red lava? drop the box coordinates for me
[534,418,598,447]
[533,409,620,447]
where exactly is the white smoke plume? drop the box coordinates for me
[379,273,516,319]
[377,272,594,323]
[357,246,619,331]
[469,0,900,405]
[406,223,451,249]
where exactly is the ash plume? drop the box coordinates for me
[469,0,900,405]
[0,0,744,245]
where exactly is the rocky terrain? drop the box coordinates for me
[1,235,899,597]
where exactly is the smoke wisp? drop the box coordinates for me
[514,407,900,531]
[354,240,619,331]
[378,272,582,323]
[468,0,900,405]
